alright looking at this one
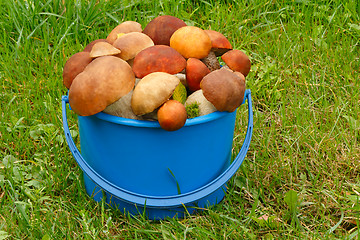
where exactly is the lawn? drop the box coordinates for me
[1,0,359,239]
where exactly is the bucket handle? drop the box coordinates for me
[62,90,253,208]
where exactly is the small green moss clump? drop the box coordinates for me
[185,102,200,118]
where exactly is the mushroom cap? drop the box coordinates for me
[83,39,107,52]
[185,89,216,116]
[131,72,180,115]
[62,51,92,89]
[200,68,245,112]
[143,15,187,45]
[132,45,186,78]
[68,56,135,116]
[106,21,143,45]
[221,49,251,77]
[157,100,187,131]
[113,32,154,61]
[204,30,232,56]
[185,58,210,92]
[89,41,121,58]
[170,26,212,59]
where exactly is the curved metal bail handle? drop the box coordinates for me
[61,89,253,208]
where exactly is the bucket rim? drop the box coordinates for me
[93,110,232,128]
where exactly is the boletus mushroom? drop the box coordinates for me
[132,45,186,78]
[204,29,232,57]
[106,21,143,45]
[221,49,251,77]
[113,32,154,61]
[143,15,187,45]
[185,58,210,92]
[68,56,135,116]
[83,39,107,52]
[62,51,92,89]
[185,89,216,116]
[170,26,212,59]
[89,41,121,58]
[157,100,187,131]
[131,72,180,116]
[200,68,245,112]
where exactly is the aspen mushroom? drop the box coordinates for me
[157,100,187,131]
[204,29,232,56]
[132,45,186,78]
[185,58,210,92]
[89,41,121,58]
[185,89,216,116]
[68,56,135,116]
[200,50,221,72]
[170,26,212,59]
[113,32,154,61]
[221,49,251,77]
[62,51,92,89]
[143,15,187,45]
[131,72,180,116]
[106,21,142,45]
[200,68,245,112]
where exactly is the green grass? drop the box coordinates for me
[1,0,359,239]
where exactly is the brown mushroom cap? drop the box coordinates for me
[62,51,92,89]
[221,49,251,77]
[131,72,180,115]
[170,26,212,59]
[132,45,186,78]
[113,32,154,61]
[89,41,121,58]
[106,21,143,45]
[83,39,107,52]
[68,56,135,116]
[143,15,187,45]
[186,58,210,92]
[204,30,232,56]
[200,68,245,112]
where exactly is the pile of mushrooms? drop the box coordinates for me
[62,15,251,131]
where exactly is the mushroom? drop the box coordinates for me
[131,72,180,116]
[89,41,121,58]
[102,89,140,120]
[185,89,217,116]
[204,29,232,56]
[143,15,187,45]
[62,51,92,89]
[200,68,245,112]
[157,100,187,131]
[200,50,221,72]
[221,49,251,77]
[68,56,135,116]
[112,32,154,61]
[132,45,186,78]
[170,26,212,59]
[106,21,143,45]
[83,39,107,52]
[185,58,210,92]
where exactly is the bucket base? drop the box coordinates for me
[83,174,227,220]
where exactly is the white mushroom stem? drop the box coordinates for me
[185,90,216,116]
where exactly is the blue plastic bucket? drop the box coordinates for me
[62,89,253,220]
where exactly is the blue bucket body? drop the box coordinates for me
[62,90,253,220]
[78,110,236,197]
